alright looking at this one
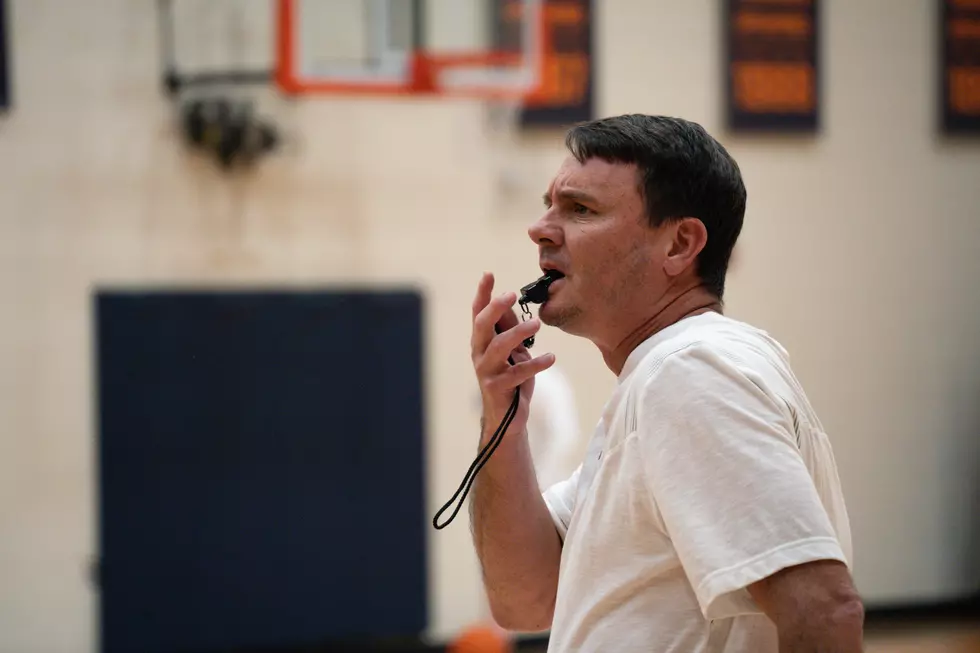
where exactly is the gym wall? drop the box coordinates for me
[1,1,979,651]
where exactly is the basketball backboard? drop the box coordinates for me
[278,0,545,100]
[156,0,587,170]
[158,0,547,102]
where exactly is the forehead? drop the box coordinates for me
[549,155,640,200]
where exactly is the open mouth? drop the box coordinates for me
[520,269,566,305]
[540,269,566,302]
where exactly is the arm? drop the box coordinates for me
[749,560,864,652]
[467,272,563,631]
[470,422,563,631]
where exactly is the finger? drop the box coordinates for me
[494,300,520,334]
[509,343,532,365]
[472,291,518,355]
[485,318,540,365]
[484,352,556,394]
[474,319,541,382]
[471,272,495,321]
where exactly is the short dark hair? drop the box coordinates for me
[564,114,746,300]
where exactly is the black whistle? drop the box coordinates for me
[520,269,563,307]
[516,270,564,349]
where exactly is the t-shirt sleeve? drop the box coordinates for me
[636,344,848,621]
[542,464,582,541]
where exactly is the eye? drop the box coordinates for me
[572,202,591,215]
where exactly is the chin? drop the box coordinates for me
[538,301,579,330]
[537,300,558,323]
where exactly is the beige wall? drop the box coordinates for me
[1,0,979,651]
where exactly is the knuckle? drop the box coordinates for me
[487,333,511,356]
[474,359,493,378]
[483,377,505,395]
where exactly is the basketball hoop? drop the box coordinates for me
[273,0,549,102]
[271,0,556,195]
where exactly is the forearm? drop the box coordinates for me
[469,423,563,631]
[776,598,865,653]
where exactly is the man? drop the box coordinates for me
[468,114,862,652]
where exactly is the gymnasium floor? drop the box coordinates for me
[512,617,980,652]
[515,628,980,652]
[863,621,980,653]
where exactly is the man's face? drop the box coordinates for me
[528,155,668,339]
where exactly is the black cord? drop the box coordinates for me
[432,367,521,530]
[431,273,560,530]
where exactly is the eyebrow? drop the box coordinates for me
[543,188,601,207]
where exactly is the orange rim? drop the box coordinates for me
[274,0,552,101]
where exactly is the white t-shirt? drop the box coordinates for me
[541,312,853,652]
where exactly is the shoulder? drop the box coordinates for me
[619,314,803,447]
[627,313,788,394]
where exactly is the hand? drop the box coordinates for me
[471,272,556,441]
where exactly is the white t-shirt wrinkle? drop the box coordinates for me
[540,312,853,652]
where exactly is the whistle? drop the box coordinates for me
[516,269,564,349]
[519,269,564,307]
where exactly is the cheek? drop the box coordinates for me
[596,243,653,300]
[566,225,652,295]
[574,244,635,294]
[624,242,655,274]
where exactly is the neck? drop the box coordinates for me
[600,284,722,375]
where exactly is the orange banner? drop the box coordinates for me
[492,0,594,127]
[942,0,980,132]
[725,0,819,132]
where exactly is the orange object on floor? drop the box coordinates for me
[447,624,513,653]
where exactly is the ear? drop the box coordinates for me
[663,218,708,277]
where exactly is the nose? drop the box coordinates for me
[528,211,563,247]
